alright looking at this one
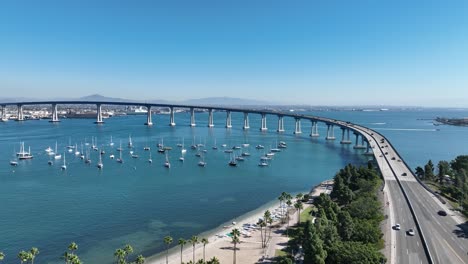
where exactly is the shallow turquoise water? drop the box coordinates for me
[0,109,466,263]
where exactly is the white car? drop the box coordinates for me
[394,224,401,230]
[407,228,415,236]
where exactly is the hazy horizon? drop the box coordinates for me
[1,1,468,107]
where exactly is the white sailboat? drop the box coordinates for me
[164,153,171,168]
[117,148,124,163]
[74,143,80,155]
[10,147,18,166]
[54,142,62,160]
[80,144,85,159]
[148,151,153,163]
[17,142,33,160]
[128,135,133,148]
[212,138,218,150]
[66,137,75,149]
[109,135,114,147]
[85,149,92,164]
[45,146,53,153]
[97,154,103,169]
[61,153,67,170]
[92,137,98,151]
[198,154,206,167]
[117,140,123,152]
[181,138,187,154]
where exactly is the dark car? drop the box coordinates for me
[438,210,447,216]
[391,157,396,160]
[402,173,407,176]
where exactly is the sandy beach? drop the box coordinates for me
[146,180,333,264]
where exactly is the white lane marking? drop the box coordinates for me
[407,249,409,255]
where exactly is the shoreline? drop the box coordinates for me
[146,180,333,264]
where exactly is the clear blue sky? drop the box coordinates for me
[1,0,468,106]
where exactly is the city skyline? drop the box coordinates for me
[1,1,468,106]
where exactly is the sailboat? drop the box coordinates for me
[97,154,104,169]
[92,137,98,151]
[18,142,33,160]
[148,151,153,163]
[117,148,124,163]
[128,135,133,148]
[164,153,171,168]
[80,144,85,159]
[117,140,123,152]
[54,142,62,160]
[61,153,67,170]
[212,138,218,150]
[198,154,206,167]
[228,154,237,167]
[181,138,187,154]
[45,146,53,153]
[10,147,18,166]
[66,137,75,150]
[258,159,268,167]
[109,135,114,147]
[85,149,92,164]
[47,155,53,165]
[158,138,165,153]
[74,143,80,155]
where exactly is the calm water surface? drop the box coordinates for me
[0,109,466,263]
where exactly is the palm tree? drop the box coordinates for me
[29,247,39,264]
[286,199,292,236]
[0,251,5,261]
[264,210,273,242]
[231,228,241,264]
[296,193,304,201]
[17,250,30,264]
[123,244,133,263]
[164,236,173,264]
[68,242,78,254]
[178,238,186,264]
[135,255,145,264]
[190,236,199,264]
[278,193,285,222]
[114,248,126,264]
[294,200,303,224]
[207,256,220,264]
[201,238,209,262]
[257,219,267,248]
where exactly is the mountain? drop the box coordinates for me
[181,97,278,106]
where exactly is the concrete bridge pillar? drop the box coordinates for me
[50,103,60,122]
[0,105,6,121]
[310,121,319,137]
[169,107,176,126]
[208,109,214,127]
[190,108,196,127]
[294,118,302,134]
[145,106,153,126]
[353,133,366,149]
[326,124,335,140]
[17,104,24,121]
[243,112,250,130]
[225,111,232,128]
[94,104,104,124]
[260,113,267,131]
[340,128,352,144]
[277,115,285,132]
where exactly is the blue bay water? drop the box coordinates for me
[0,109,466,263]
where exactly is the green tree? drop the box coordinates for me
[190,236,199,264]
[424,163,435,180]
[0,251,4,261]
[415,166,425,179]
[164,236,173,264]
[438,160,450,183]
[201,238,209,262]
[124,244,133,264]
[279,192,286,222]
[326,241,385,264]
[274,255,294,264]
[207,256,220,264]
[231,229,241,264]
[17,250,31,264]
[68,242,78,254]
[305,231,327,264]
[264,210,273,243]
[63,242,82,264]
[178,238,187,264]
[135,255,145,264]
[337,211,354,241]
[114,248,126,264]
[257,219,267,248]
[29,247,39,264]
[294,200,303,224]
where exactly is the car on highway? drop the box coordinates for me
[385,152,388,155]
[402,172,407,176]
[394,224,401,230]
[407,228,415,236]
[397,159,401,162]
[438,210,448,216]
[391,157,396,160]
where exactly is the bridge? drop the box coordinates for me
[1,100,467,264]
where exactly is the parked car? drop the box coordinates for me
[394,224,401,230]
[407,229,415,236]
[402,172,407,176]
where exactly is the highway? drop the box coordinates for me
[354,125,468,264]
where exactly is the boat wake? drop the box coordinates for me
[370,122,386,125]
